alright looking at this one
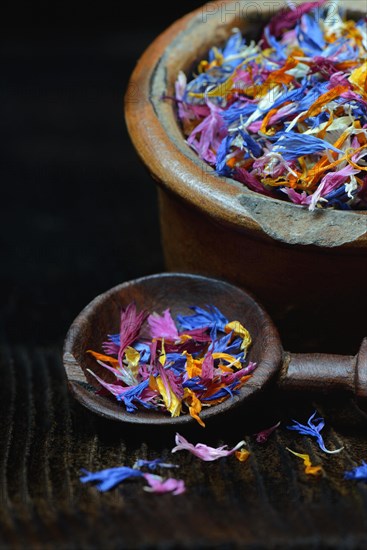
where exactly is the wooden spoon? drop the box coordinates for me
[63,273,367,424]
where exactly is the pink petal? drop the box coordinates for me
[201,353,214,381]
[147,309,179,341]
[118,303,148,365]
[187,102,227,163]
[87,369,127,398]
[313,164,360,206]
[171,433,246,461]
[281,188,312,205]
[266,0,327,39]
[234,167,274,197]
[143,473,186,495]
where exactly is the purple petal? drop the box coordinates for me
[254,421,281,443]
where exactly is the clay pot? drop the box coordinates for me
[125,0,367,352]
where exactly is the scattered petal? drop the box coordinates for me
[344,461,367,481]
[287,411,343,454]
[235,448,250,462]
[143,473,186,495]
[254,421,281,443]
[287,448,323,476]
[172,433,245,461]
[80,466,143,492]
[134,458,179,471]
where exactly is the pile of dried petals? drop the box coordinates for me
[87,303,256,426]
[174,1,367,210]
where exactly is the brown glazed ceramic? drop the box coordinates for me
[63,273,367,424]
[124,0,367,349]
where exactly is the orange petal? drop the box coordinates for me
[87,350,119,367]
[235,449,250,462]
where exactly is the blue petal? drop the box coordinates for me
[240,131,262,157]
[272,131,343,160]
[80,466,143,491]
[202,382,240,401]
[216,136,233,176]
[177,305,229,334]
[344,461,367,481]
[287,411,342,454]
[296,14,325,56]
[264,27,286,60]
[182,377,207,391]
[209,332,232,353]
[134,342,151,363]
[105,338,150,362]
[223,31,245,58]
[117,379,150,413]
[134,458,178,471]
[222,101,257,125]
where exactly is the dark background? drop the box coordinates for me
[0,1,204,347]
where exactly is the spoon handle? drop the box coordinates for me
[278,338,367,404]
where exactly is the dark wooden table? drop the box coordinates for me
[1,345,367,548]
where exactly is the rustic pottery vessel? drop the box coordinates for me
[125,0,367,351]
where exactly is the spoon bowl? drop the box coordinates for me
[63,273,282,424]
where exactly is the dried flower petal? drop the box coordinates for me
[255,421,281,443]
[287,411,343,454]
[172,433,245,461]
[344,461,367,481]
[133,458,178,471]
[173,4,367,211]
[80,466,143,492]
[224,321,252,354]
[235,448,250,462]
[287,448,322,476]
[143,473,186,495]
[147,309,179,341]
[88,302,254,421]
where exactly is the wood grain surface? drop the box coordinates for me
[2,345,367,548]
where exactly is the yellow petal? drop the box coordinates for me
[189,74,234,98]
[287,448,310,463]
[124,346,140,378]
[156,375,182,417]
[287,448,322,476]
[212,352,241,369]
[158,338,166,367]
[349,62,367,94]
[225,321,252,353]
[180,334,192,342]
